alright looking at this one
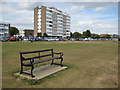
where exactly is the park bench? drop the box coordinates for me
[20,49,63,77]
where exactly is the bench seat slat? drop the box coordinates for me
[20,51,38,54]
[33,58,53,64]
[33,57,60,64]
[23,54,53,60]
[22,56,60,66]
[20,49,53,54]
[40,54,53,58]
[22,56,40,60]
[38,49,53,52]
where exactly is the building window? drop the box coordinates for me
[49,21,52,23]
[49,10,52,12]
[49,25,52,27]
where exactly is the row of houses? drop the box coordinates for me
[0,22,34,38]
[0,22,120,39]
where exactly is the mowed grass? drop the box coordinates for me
[2,41,118,88]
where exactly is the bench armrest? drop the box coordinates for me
[30,58,34,64]
[53,52,63,57]
[21,55,34,64]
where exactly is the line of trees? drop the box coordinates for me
[9,26,111,39]
[71,30,111,38]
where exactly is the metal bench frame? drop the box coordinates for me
[20,49,63,77]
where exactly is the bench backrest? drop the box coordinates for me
[20,49,54,61]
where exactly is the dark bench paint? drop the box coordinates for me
[20,49,63,77]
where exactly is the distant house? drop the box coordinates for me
[112,34,120,38]
[99,34,112,37]
[19,29,25,37]
[23,29,34,37]
[100,34,120,39]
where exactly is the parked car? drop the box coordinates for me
[84,38,88,41]
[9,37,17,41]
[29,37,35,41]
[70,38,75,41]
[75,38,79,41]
[54,38,59,41]
[23,37,29,41]
[52,38,59,41]
[88,38,94,41]
[112,38,118,41]
[35,37,40,41]
[0,37,9,42]
[59,38,65,41]
[44,38,53,41]
[79,38,84,41]
[101,38,106,41]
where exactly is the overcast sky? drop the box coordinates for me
[1,0,118,34]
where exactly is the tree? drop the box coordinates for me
[101,34,111,38]
[86,30,91,37]
[72,32,81,38]
[83,31,86,37]
[83,30,91,38]
[37,33,42,37]
[9,26,19,36]
[91,34,100,38]
[43,33,48,37]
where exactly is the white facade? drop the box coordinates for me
[36,6,70,37]
[38,8,41,33]
[19,30,25,37]
[0,22,10,38]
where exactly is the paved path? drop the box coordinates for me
[14,64,67,80]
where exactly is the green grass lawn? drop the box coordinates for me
[2,41,118,88]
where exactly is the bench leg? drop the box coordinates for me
[31,65,35,77]
[60,57,63,67]
[51,59,54,65]
[20,65,23,74]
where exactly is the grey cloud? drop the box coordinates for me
[16,2,43,10]
[2,2,43,11]
[1,0,119,2]
[68,2,117,10]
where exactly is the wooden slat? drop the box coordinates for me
[22,54,53,61]
[20,49,53,54]
[40,54,52,58]
[37,49,53,52]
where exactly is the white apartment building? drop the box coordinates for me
[34,6,70,37]
[19,29,25,37]
[0,22,10,38]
